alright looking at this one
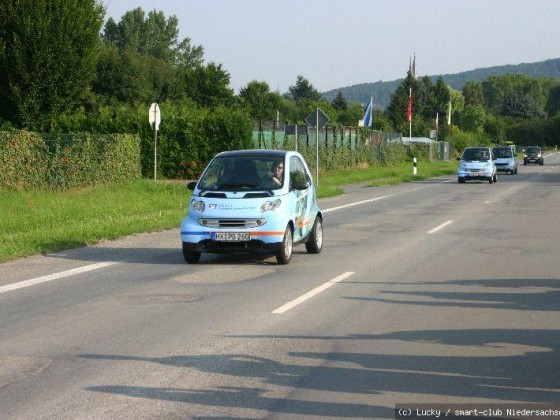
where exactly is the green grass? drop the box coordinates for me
[0,160,457,263]
[0,180,188,263]
[316,159,457,198]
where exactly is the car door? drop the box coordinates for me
[289,156,314,242]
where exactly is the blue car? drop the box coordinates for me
[457,146,498,184]
[180,150,323,264]
[492,146,517,174]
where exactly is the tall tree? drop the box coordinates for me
[286,75,321,104]
[331,91,348,111]
[239,81,280,121]
[183,62,235,108]
[97,7,205,105]
[0,0,105,129]
[462,80,485,106]
[545,84,560,117]
[386,70,421,134]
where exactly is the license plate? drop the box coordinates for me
[212,232,250,242]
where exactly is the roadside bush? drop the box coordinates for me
[450,129,493,153]
[53,102,253,180]
[0,131,140,191]
[150,105,253,179]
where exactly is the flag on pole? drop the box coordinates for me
[406,88,412,123]
[363,97,373,128]
[447,101,452,125]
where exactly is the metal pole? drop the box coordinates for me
[316,108,319,186]
[154,128,158,181]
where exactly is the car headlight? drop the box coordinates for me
[191,199,205,212]
[260,198,281,213]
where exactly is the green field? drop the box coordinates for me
[0,160,457,263]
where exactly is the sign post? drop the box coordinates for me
[305,108,329,186]
[148,103,161,180]
[284,125,307,152]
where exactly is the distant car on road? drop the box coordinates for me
[457,147,497,184]
[180,149,323,265]
[524,146,544,165]
[492,146,517,174]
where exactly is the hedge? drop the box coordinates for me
[0,131,141,191]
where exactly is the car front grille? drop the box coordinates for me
[198,218,266,228]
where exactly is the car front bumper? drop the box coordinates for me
[495,163,516,172]
[457,169,494,180]
[180,214,287,254]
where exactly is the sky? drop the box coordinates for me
[102,0,560,95]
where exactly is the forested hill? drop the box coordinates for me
[321,57,560,109]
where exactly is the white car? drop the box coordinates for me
[457,147,497,184]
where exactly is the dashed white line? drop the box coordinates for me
[428,220,454,234]
[323,195,390,213]
[0,261,118,294]
[272,271,354,314]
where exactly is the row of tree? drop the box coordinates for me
[1,1,559,155]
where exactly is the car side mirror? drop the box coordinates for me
[187,181,198,191]
[291,180,308,191]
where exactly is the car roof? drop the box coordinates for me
[215,149,288,159]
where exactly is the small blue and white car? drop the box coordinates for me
[492,146,517,174]
[180,150,323,264]
[457,146,498,184]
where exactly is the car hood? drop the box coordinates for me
[461,161,493,168]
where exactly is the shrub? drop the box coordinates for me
[0,131,140,190]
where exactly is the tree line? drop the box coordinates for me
[1,1,559,175]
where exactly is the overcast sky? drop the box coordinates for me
[102,0,560,94]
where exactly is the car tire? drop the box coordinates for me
[493,173,498,183]
[488,176,493,184]
[305,216,323,254]
[458,177,465,184]
[276,225,293,265]
[182,243,201,264]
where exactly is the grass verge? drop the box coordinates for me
[0,160,457,263]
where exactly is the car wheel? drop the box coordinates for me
[540,160,544,165]
[182,243,201,264]
[488,176,493,184]
[458,177,465,184]
[523,160,527,165]
[276,225,293,265]
[493,173,498,183]
[305,216,323,254]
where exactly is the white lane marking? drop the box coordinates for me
[323,196,390,213]
[0,262,118,294]
[428,220,454,234]
[272,271,354,314]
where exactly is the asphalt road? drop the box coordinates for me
[1,154,560,419]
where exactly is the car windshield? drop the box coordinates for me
[526,147,540,153]
[197,155,285,191]
[493,148,513,158]
[462,148,491,161]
